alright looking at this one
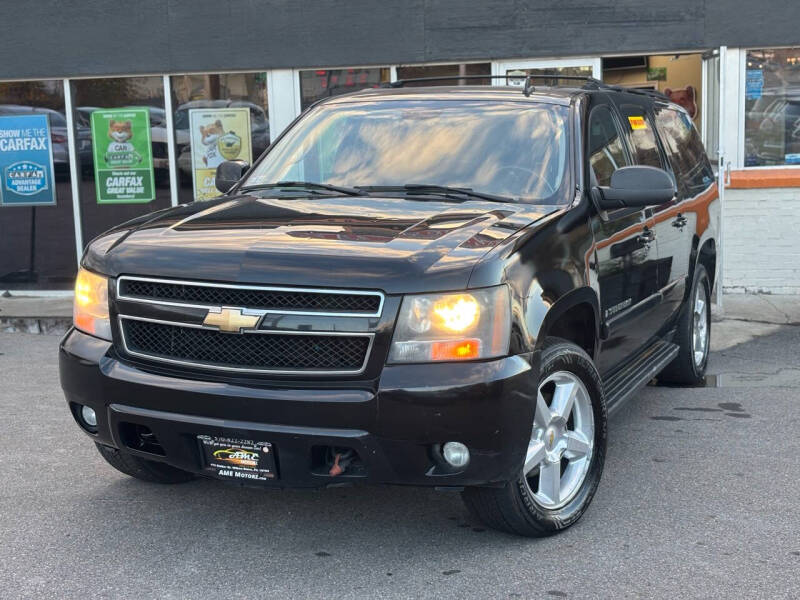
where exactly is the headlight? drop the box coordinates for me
[388,285,511,363]
[73,268,112,340]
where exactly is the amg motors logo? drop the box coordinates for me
[212,448,259,467]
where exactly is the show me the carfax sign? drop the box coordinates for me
[0,113,56,206]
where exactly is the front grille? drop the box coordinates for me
[121,319,372,373]
[118,277,382,315]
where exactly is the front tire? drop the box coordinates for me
[95,443,196,484]
[462,338,607,537]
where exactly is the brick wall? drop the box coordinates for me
[723,186,800,294]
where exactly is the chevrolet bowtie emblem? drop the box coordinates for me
[202,307,262,333]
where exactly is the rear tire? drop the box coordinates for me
[462,338,607,537]
[95,443,196,484]
[659,264,711,385]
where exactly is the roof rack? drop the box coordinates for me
[384,74,669,100]
[386,74,604,96]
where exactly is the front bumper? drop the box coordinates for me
[59,328,538,488]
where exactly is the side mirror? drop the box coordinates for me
[215,160,250,194]
[592,166,676,210]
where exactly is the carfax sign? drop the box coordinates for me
[189,107,252,201]
[0,114,56,206]
[90,107,155,204]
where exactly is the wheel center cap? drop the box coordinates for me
[545,427,557,449]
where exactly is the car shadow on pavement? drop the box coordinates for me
[82,475,524,549]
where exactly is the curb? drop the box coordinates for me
[1,317,71,335]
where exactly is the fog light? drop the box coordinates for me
[81,405,97,428]
[442,442,470,468]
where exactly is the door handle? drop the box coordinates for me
[672,214,688,228]
[637,228,655,244]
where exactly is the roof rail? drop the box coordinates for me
[385,74,606,96]
[579,81,670,101]
[385,74,673,101]
[630,87,671,101]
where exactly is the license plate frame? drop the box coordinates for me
[198,435,277,482]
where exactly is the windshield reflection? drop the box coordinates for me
[245,100,570,204]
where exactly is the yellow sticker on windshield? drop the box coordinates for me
[628,116,647,130]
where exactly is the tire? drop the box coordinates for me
[462,338,607,537]
[95,443,196,484]
[658,264,711,385]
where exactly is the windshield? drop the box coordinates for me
[243,99,570,203]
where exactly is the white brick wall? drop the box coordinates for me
[723,187,800,294]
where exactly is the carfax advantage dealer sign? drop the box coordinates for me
[0,113,57,206]
[90,107,155,204]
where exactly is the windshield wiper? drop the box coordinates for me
[356,184,515,204]
[239,181,366,197]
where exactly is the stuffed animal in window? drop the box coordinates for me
[665,86,698,120]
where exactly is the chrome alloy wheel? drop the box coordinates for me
[692,284,709,367]
[524,371,594,510]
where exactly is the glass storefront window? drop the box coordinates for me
[0,80,77,290]
[744,48,800,167]
[171,72,269,203]
[299,68,390,110]
[505,66,594,87]
[71,76,171,243]
[396,63,491,86]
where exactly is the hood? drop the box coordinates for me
[84,194,551,294]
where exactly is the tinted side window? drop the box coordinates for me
[617,104,663,169]
[588,105,629,186]
[654,107,715,196]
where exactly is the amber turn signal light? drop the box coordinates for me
[430,339,481,361]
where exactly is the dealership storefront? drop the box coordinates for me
[0,3,798,294]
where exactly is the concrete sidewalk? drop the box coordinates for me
[714,293,800,325]
[0,294,73,334]
[1,290,798,334]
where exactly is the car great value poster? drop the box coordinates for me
[189,107,251,201]
[0,114,56,206]
[90,108,154,204]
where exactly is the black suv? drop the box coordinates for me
[60,77,718,536]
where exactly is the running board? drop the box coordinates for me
[602,340,679,417]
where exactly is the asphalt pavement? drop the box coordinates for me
[1,318,799,599]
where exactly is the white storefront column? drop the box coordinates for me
[63,79,84,265]
[267,69,302,140]
[720,48,744,169]
[162,75,180,207]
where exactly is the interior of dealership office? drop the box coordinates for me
[1,46,798,293]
